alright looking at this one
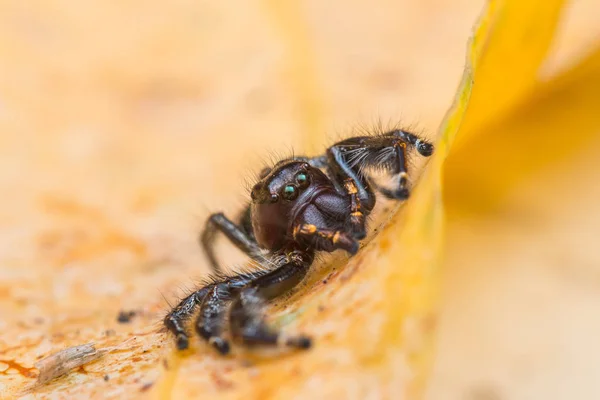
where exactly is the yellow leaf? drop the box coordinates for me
[3,0,588,399]
[369,0,571,396]
[445,44,600,212]
[457,0,567,146]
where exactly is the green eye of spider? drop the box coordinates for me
[282,184,298,200]
[295,172,310,188]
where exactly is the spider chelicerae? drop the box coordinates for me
[163,129,434,354]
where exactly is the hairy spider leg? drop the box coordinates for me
[195,283,232,354]
[378,139,410,200]
[384,129,435,157]
[327,145,377,239]
[200,212,262,273]
[327,133,434,202]
[229,250,314,349]
[163,286,212,350]
[164,270,267,351]
[165,250,313,352]
[381,129,434,198]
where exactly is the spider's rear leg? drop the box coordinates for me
[200,210,262,273]
[229,250,314,349]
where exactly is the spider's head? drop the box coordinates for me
[250,160,332,250]
[250,161,317,205]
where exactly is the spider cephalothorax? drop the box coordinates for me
[250,160,359,254]
[164,129,434,354]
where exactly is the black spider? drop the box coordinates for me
[163,129,434,354]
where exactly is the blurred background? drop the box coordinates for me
[0,0,599,399]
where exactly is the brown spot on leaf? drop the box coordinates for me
[0,359,37,378]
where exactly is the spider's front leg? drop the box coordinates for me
[385,129,435,157]
[326,144,376,239]
[328,131,434,203]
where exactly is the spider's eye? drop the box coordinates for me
[282,184,298,201]
[295,172,310,188]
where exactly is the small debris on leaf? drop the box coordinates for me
[140,382,154,392]
[35,343,102,385]
[23,337,137,392]
[117,310,137,323]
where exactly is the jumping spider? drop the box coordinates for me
[164,129,434,354]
